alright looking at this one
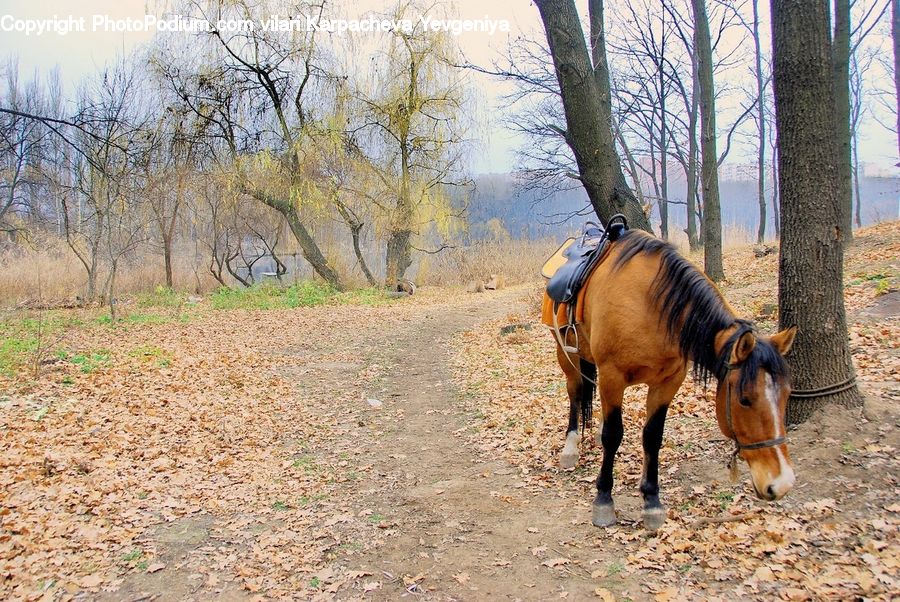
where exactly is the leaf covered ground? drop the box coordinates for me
[0,223,897,601]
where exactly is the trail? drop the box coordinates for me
[327,288,628,600]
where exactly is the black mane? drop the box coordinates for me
[612,230,788,388]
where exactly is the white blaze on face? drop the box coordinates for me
[764,374,795,498]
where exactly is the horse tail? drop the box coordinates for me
[580,358,596,432]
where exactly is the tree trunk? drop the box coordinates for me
[385,230,412,286]
[833,0,854,244]
[752,0,767,243]
[893,0,900,160]
[614,122,646,207]
[686,56,701,250]
[852,127,862,227]
[692,0,725,280]
[535,0,652,232]
[163,241,174,288]
[386,138,415,285]
[771,0,863,423]
[771,142,781,237]
[334,198,377,286]
[350,223,376,286]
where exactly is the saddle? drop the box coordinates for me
[541,215,628,356]
[544,215,628,304]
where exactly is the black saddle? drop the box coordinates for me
[546,215,628,304]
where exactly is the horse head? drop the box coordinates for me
[714,324,798,501]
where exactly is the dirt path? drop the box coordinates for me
[329,288,623,600]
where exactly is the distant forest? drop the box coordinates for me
[468,171,900,241]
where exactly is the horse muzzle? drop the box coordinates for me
[746,446,795,501]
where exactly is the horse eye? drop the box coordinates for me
[740,397,752,407]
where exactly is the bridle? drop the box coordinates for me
[721,361,787,472]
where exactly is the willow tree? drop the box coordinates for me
[156,0,343,289]
[356,5,469,284]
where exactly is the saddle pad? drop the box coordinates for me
[541,238,575,279]
[541,287,588,328]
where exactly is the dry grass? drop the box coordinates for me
[420,238,558,287]
[0,239,217,307]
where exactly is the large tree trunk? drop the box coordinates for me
[893,0,900,160]
[535,0,652,232]
[385,142,414,285]
[833,0,854,244]
[691,0,725,281]
[771,141,781,237]
[752,0,767,243]
[771,0,862,424]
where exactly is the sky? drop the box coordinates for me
[1,0,897,177]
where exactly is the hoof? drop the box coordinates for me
[642,506,667,531]
[592,502,617,527]
[559,452,578,469]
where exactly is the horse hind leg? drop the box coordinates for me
[640,376,683,531]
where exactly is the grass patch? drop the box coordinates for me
[69,350,111,373]
[136,286,184,308]
[0,314,82,376]
[211,281,335,310]
[0,335,37,376]
[97,312,174,326]
[128,345,173,368]
[210,281,399,311]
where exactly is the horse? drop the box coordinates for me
[549,229,797,531]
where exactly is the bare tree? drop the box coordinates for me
[533,0,653,232]
[691,0,724,280]
[0,59,50,236]
[156,0,343,289]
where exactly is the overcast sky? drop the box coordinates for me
[1,0,897,176]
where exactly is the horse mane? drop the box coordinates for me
[611,229,788,388]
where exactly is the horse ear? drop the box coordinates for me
[730,331,756,365]
[770,326,798,356]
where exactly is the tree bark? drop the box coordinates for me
[893,0,900,161]
[833,0,854,244]
[535,0,652,232]
[691,0,725,280]
[770,0,863,423]
[752,0,767,243]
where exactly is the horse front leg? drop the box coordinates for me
[593,374,625,527]
[640,376,683,531]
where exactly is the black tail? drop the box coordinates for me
[579,358,596,432]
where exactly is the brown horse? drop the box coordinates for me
[551,229,797,530]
